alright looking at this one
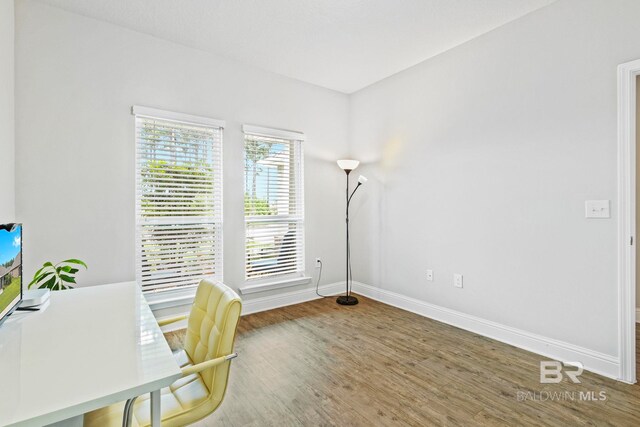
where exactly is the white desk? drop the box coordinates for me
[0,282,182,427]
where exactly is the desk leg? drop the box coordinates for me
[150,390,161,426]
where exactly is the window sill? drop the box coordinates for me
[239,276,312,295]
[145,287,197,310]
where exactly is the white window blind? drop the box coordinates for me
[134,107,223,294]
[243,126,304,281]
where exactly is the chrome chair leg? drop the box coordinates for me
[122,396,138,427]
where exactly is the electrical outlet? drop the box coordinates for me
[315,258,322,267]
[453,273,463,288]
[426,269,433,281]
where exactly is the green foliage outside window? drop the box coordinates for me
[245,194,275,216]
[140,160,214,217]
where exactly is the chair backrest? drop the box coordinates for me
[184,279,242,402]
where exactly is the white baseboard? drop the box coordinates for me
[241,282,344,315]
[156,280,621,380]
[351,282,620,380]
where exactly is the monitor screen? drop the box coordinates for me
[0,224,22,324]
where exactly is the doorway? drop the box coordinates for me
[636,74,640,381]
[618,59,640,384]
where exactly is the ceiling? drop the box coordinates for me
[37,0,556,94]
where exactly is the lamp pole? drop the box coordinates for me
[335,160,366,306]
[337,168,358,306]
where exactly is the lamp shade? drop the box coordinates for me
[337,159,360,171]
[358,175,368,185]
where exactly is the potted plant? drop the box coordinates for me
[29,259,87,290]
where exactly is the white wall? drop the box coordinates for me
[349,0,640,357]
[0,0,14,222]
[14,0,349,297]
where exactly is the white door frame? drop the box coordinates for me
[617,59,639,384]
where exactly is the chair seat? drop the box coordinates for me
[84,350,209,427]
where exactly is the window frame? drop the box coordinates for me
[242,125,306,286]
[132,106,225,303]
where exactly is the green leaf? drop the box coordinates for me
[41,262,55,272]
[39,276,57,290]
[29,271,53,288]
[28,276,41,288]
[59,274,77,284]
[31,265,47,280]
[58,266,80,275]
[42,266,56,275]
[35,271,54,284]
[61,259,87,269]
[32,262,55,280]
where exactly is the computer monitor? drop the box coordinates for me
[0,224,22,326]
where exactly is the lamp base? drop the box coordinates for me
[336,295,359,306]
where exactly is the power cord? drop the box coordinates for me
[315,259,333,298]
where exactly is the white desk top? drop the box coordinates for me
[0,282,182,427]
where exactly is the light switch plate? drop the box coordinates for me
[585,200,610,219]
[454,273,463,288]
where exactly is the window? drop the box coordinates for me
[134,106,224,295]
[243,125,304,281]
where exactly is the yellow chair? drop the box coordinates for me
[84,279,242,427]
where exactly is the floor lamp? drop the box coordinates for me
[336,159,367,306]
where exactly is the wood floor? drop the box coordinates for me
[166,295,640,426]
[637,326,640,380]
